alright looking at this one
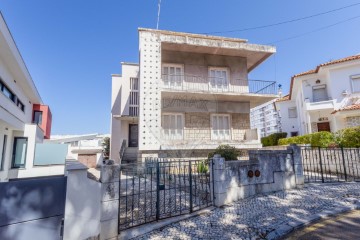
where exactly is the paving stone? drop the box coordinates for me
[133,183,360,240]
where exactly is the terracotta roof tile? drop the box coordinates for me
[276,94,290,102]
[331,104,360,114]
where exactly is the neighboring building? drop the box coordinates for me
[111,28,279,162]
[276,54,360,136]
[47,133,109,168]
[250,99,281,138]
[0,13,64,182]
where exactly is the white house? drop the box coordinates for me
[275,54,360,136]
[111,28,279,163]
[47,133,109,168]
[0,12,67,182]
[250,99,282,138]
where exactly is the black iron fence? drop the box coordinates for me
[118,158,212,231]
[301,146,360,183]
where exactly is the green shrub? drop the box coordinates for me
[334,126,360,147]
[197,161,209,174]
[208,144,239,161]
[261,132,287,146]
[279,131,334,147]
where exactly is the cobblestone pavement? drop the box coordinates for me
[134,183,360,240]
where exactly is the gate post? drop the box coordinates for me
[210,154,226,207]
[155,161,160,221]
[100,162,120,240]
[341,147,348,181]
[318,147,325,183]
[287,144,304,187]
[188,161,193,213]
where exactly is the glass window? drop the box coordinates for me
[351,75,360,93]
[33,111,43,125]
[212,114,231,140]
[17,100,25,112]
[288,107,297,118]
[162,113,183,140]
[12,137,28,168]
[0,135,7,170]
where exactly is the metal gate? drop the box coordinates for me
[118,158,213,231]
[301,146,360,183]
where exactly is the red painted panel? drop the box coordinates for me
[32,104,52,139]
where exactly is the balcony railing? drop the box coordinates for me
[161,128,258,141]
[161,74,277,95]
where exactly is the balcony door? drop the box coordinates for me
[162,64,183,89]
[209,68,229,92]
[162,113,183,140]
[211,114,231,140]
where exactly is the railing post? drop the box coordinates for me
[341,147,348,182]
[156,161,160,220]
[188,161,193,213]
[318,147,325,183]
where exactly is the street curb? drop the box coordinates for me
[265,201,360,240]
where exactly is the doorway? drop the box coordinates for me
[128,124,139,147]
[317,122,331,132]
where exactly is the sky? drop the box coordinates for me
[0,0,360,135]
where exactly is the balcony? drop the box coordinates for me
[161,74,277,95]
[160,128,259,149]
[304,97,335,111]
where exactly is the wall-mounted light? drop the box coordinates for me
[315,79,321,84]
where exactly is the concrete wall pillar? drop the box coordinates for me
[287,144,304,187]
[100,163,120,240]
[210,154,226,207]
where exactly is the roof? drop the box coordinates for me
[331,104,360,114]
[289,54,360,99]
[276,94,290,102]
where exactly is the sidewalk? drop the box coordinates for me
[134,183,360,240]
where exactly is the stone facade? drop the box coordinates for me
[311,122,318,133]
[232,113,250,140]
[184,112,211,140]
[346,116,360,127]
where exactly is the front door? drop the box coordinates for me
[128,124,138,147]
[317,122,331,132]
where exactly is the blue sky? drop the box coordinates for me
[1,0,360,134]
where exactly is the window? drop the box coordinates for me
[211,114,230,140]
[351,75,360,93]
[12,137,28,168]
[291,132,299,137]
[129,77,139,116]
[33,111,43,125]
[0,135,7,170]
[162,64,183,88]
[312,84,328,102]
[209,68,229,91]
[288,107,297,118]
[162,114,183,140]
[0,79,25,112]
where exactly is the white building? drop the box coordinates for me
[47,133,109,168]
[250,99,281,138]
[111,28,279,162]
[0,13,67,182]
[275,54,360,136]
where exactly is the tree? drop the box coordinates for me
[102,137,110,159]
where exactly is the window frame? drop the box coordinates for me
[0,79,25,112]
[208,67,230,90]
[288,107,297,118]
[0,135,7,171]
[33,110,43,125]
[11,137,28,169]
[162,63,184,88]
[161,113,184,140]
[350,74,360,93]
[211,113,231,140]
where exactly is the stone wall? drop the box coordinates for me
[232,113,250,140]
[184,112,211,140]
[346,116,360,127]
[211,145,304,207]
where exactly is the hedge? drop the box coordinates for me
[261,132,287,147]
[208,144,239,161]
[278,126,360,147]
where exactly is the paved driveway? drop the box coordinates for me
[134,183,360,240]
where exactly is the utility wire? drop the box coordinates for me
[267,14,360,44]
[203,2,360,34]
[156,0,162,29]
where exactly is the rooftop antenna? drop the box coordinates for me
[156,0,161,29]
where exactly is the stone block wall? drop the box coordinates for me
[232,113,250,140]
[211,145,304,207]
[184,112,211,140]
